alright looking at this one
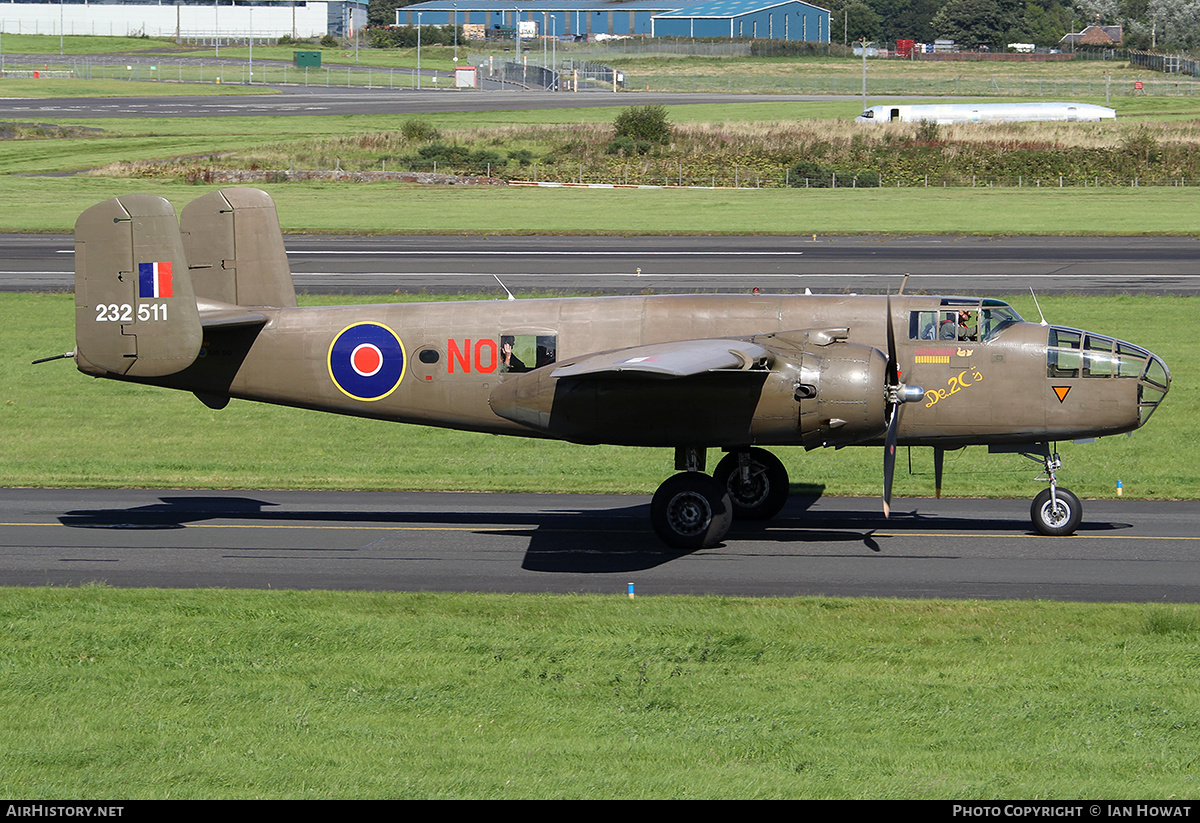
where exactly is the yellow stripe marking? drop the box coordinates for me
[4,524,1200,541]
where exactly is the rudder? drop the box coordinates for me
[180,187,297,309]
[74,194,202,378]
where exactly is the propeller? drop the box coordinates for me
[883,294,923,518]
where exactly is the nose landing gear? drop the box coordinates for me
[1025,449,1082,536]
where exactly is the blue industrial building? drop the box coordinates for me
[653,1,827,41]
[397,1,830,42]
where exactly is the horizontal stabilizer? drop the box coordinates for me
[198,301,270,330]
[552,339,770,379]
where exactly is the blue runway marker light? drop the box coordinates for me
[627,582,635,599]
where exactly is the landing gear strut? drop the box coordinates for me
[1027,450,1082,536]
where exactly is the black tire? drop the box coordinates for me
[713,448,790,521]
[650,472,733,550]
[1030,487,1082,536]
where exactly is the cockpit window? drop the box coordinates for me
[978,301,1022,339]
[1047,328,1082,377]
[909,300,1022,342]
[1048,329,1153,381]
[499,334,557,373]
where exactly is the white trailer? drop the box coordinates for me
[856,102,1116,125]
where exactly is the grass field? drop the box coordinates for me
[4,46,1200,799]
[3,91,1200,233]
[8,178,1200,235]
[1,587,1199,799]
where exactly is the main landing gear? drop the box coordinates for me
[650,447,790,549]
[1026,449,1082,537]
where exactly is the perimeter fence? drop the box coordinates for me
[1130,50,1200,78]
[508,163,1198,189]
[3,54,1199,97]
[193,160,1200,189]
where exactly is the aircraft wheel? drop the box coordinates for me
[651,472,732,550]
[713,448,790,521]
[1030,488,1082,536]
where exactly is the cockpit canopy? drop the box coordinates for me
[910,298,1023,343]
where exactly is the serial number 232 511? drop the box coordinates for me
[95,303,168,323]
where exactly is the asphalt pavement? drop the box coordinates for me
[3,488,1197,601]
[5,233,1200,295]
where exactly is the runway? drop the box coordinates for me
[5,233,1200,295]
[0,88,849,119]
[3,488,1197,601]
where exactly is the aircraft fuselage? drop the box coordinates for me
[82,293,1164,453]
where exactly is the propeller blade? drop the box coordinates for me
[934,447,945,499]
[883,293,899,518]
[885,293,899,387]
[883,405,899,518]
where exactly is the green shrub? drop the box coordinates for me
[613,105,672,145]
[605,136,652,157]
[789,159,834,187]
[401,119,441,143]
[417,143,470,164]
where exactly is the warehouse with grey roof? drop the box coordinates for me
[397,1,831,42]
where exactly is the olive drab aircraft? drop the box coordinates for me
[59,188,1171,549]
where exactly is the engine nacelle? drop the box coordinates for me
[749,330,888,448]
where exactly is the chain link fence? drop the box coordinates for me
[3,52,1196,97]
[1130,50,1200,78]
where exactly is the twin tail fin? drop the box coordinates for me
[73,188,294,378]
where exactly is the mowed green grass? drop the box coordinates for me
[5,65,1200,799]
[8,177,1200,234]
[3,293,1193,500]
[0,78,281,98]
[2,587,1199,799]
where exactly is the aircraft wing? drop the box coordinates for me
[551,339,770,379]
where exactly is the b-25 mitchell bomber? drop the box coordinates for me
[63,188,1170,548]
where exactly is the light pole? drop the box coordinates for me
[416,12,422,90]
[860,37,871,114]
[453,3,458,66]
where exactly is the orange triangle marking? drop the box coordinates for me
[1052,386,1071,403]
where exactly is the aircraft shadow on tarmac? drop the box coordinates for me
[57,490,1134,575]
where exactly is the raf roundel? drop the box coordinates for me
[328,323,406,401]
